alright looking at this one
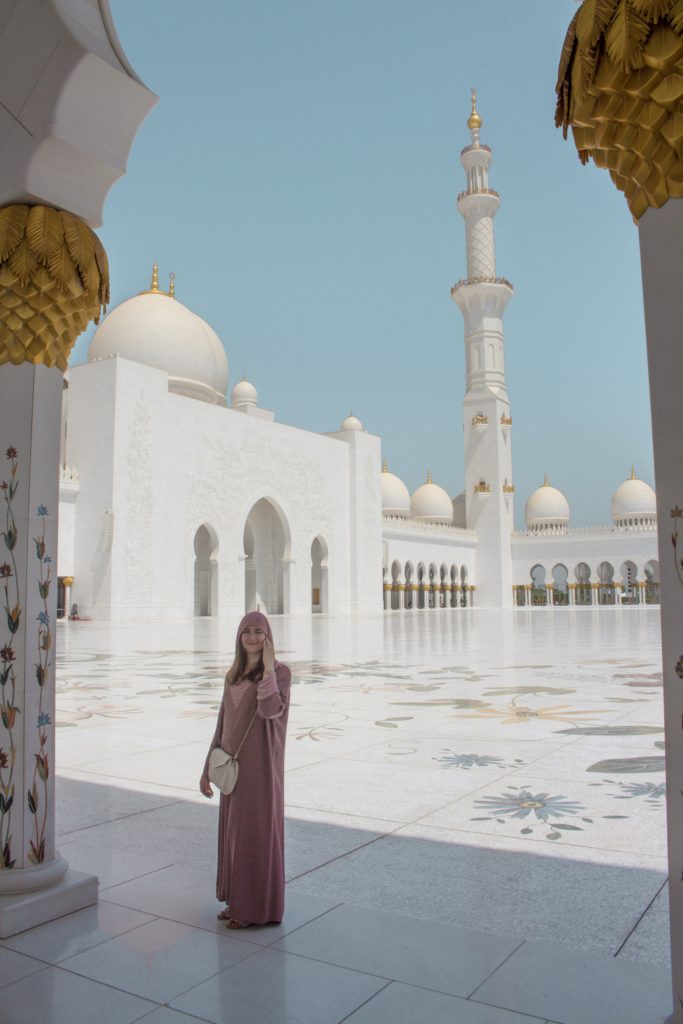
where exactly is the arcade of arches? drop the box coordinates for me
[515,559,660,607]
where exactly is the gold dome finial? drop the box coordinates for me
[467,88,482,131]
[168,272,175,298]
[382,457,388,473]
[630,465,636,480]
[543,473,549,487]
[150,261,159,292]
[427,469,432,484]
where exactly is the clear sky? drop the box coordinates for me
[73,0,654,528]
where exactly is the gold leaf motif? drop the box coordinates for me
[25,207,63,263]
[577,0,620,49]
[0,205,109,369]
[47,243,80,296]
[9,239,38,287]
[0,206,28,262]
[631,0,672,18]
[667,0,683,33]
[63,212,95,278]
[605,0,652,71]
[556,11,579,132]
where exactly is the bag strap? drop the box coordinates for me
[234,707,259,759]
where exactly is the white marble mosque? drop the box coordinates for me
[57,95,659,623]
[1,3,683,1023]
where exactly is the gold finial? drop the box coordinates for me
[382,458,388,473]
[427,469,432,484]
[151,261,159,292]
[467,88,482,131]
[543,473,549,487]
[630,465,636,479]
[168,272,175,298]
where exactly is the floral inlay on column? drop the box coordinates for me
[29,503,51,864]
[0,447,19,868]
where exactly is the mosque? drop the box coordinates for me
[57,96,659,620]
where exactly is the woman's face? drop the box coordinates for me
[241,624,266,657]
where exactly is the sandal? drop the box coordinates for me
[216,908,231,921]
[226,918,251,929]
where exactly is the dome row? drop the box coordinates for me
[383,465,657,529]
[382,464,460,525]
[524,471,656,530]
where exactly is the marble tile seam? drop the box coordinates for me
[284,802,405,828]
[55,797,186,838]
[129,1006,209,1024]
[612,875,670,957]
[1,958,161,1006]
[147,944,266,1008]
[97,865,178,894]
[285,828,402,884]
[334,979,394,1024]
[465,938,527,1001]
[0,955,49,991]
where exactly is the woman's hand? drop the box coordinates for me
[262,636,275,675]
[199,775,213,798]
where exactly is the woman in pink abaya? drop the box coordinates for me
[200,611,291,929]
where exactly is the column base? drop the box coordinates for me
[0,869,98,938]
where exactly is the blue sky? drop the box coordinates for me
[74,0,653,527]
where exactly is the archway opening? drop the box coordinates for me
[644,559,660,604]
[552,564,569,606]
[404,562,414,610]
[311,536,328,613]
[530,564,547,606]
[391,560,401,611]
[417,563,426,609]
[598,561,615,605]
[620,560,639,604]
[575,562,592,606]
[194,524,218,617]
[243,498,288,614]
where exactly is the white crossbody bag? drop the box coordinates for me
[208,708,258,795]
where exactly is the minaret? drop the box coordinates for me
[452,91,514,608]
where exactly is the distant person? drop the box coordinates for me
[200,611,291,928]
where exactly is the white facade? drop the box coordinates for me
[57,109,658,620]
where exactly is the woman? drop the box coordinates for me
[200,611,291,928]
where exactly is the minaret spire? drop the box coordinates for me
[467,88,482,144]
[451,93,514,608]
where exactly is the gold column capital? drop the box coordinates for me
[0,205,109,371]
[556,3,683,219]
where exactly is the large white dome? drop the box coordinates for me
[611,470,656,525]
[88,278,228,406]
[411,472,454,524]
[381,460,411,516]
[525,477,570,531]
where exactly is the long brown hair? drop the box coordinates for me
[225,643,264,686]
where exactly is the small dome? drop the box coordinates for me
[611,469,656,525]
[88,269,228,406]
[381,460,411,516]
[411,471,454,524]
[525,476,570,530]
[341,412,363,432]
[452,491,467,528]
[232,376,258,408]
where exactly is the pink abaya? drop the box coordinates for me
[204,613,291,925]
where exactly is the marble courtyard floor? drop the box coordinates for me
[0,607,674,1023]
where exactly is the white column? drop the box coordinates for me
[0,364,96,936]
[639,199,683,1022]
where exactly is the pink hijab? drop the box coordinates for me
[234,611,284,672]
[235,610,273,650]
